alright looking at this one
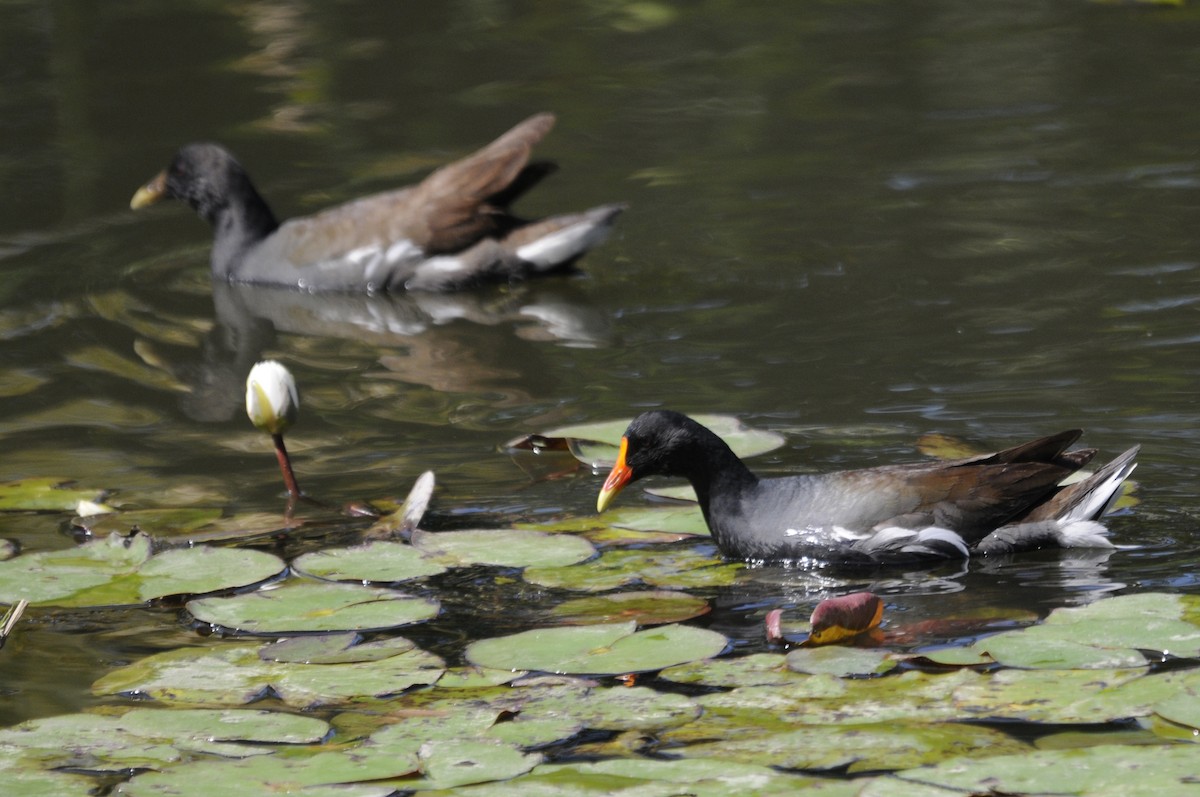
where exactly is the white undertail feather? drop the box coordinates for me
[858,526,970,559]
[1062,459,1138,523]
[1055,520,1115,549]
[515,216,613,271]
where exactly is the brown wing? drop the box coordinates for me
[411,113,557,253]
[864,430,1097,541]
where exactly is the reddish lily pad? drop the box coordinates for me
[805,592,884,646]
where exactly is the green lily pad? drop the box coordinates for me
[1154,693,1200,731]
[465,621,727,675]
[436,666,527,689]
[292,541,447,584]
[0,762,94,797]
[259,633,417,664]
[137,546,286,601]
[486,716,583,749]
[601,505,710,536]
[674,720,1030,773]
[411,528,597,568]
[0,533,285,607]
[786,645,897,677]
[882,743,1200,795]
[0,478,109,512]
[385,680,701,734]
[974,630,1147,670]
[538,414,786,468]
[94,639,445,708]
[660,652,816,689]
[0,708,328,772]
[524,547,742,592]
[420,757,829,797]
[187,581,440,634]
[119,744,419,797]
[400,740,542,791]
[549,590,710,626]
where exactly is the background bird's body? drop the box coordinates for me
[132,113,623,292]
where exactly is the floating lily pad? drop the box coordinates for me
[387,680,701,735]
[524,547,742,592]
[292,541,447,584]
[881,743,1200,795]
[601,505,710,536]
[0,761,94,797]
[423,757,829,797]
[187,581,440,634]
[464,621,727,675]
[0,533,285,607]
[536,414,786,468]
[974,630,1147,670]
[400,740,542,791]
[0,478,109,512]
[259,633,417,664]
[674,720,1030,773]
[119,744,419,797]
[0,708,328,773]
[549,590,710,626]
[411,528,597,569]
[436,666,526,689]
[660,652,816,689]
[786,646,897,677]
[94,639,445,708]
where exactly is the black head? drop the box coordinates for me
[620,409,710,479]
[130,142,276,231]
[597,410,726,512]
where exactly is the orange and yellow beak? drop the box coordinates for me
[130,170,168,210]
[596,436,633,513]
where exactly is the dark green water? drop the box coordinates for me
[2,0,1199,728]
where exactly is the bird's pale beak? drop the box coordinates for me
[130,170,168,210]
[597,436,633,513]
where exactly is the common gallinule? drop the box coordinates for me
[130,113,624,292]
[596,410,1139,565]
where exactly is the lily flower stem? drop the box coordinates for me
[272,432,302,499]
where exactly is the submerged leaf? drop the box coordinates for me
[0,478,108,512]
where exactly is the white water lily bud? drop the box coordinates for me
[245,360,299,435]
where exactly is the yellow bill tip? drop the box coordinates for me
[130,171,168,210]
[596,437,632,513]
